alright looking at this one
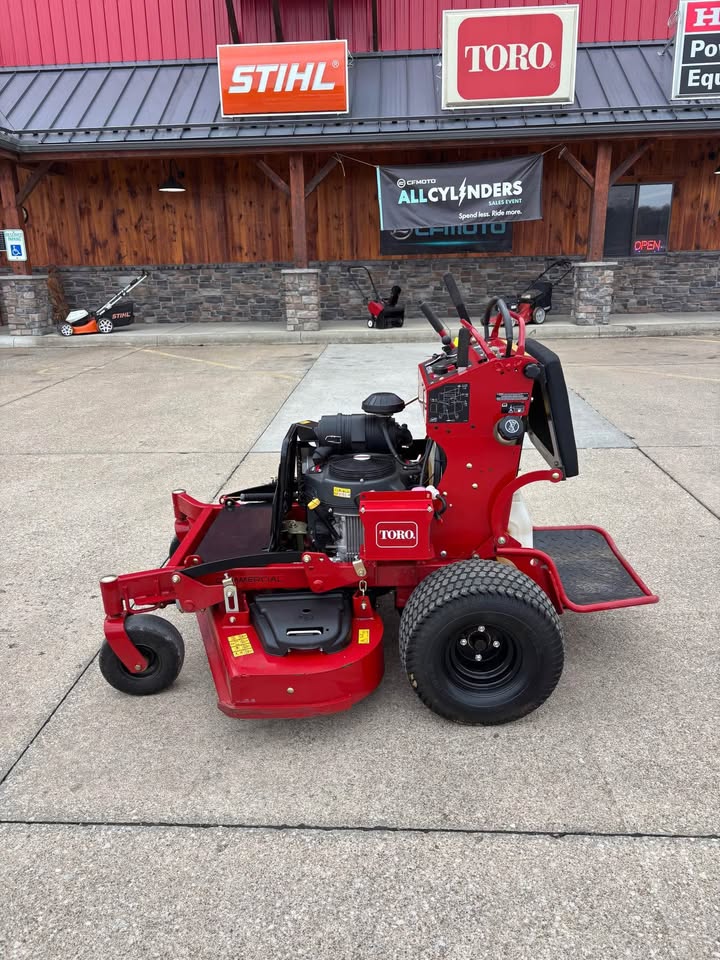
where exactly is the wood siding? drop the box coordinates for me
[19,139,720,268]
[0,0,674,67]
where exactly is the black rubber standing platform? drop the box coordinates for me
[533,527,646,605]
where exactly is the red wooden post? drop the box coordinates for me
[0,160,32,274]
[289,154,308,268]
[587,142,612,262]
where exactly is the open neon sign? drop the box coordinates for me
[633,238,666,254]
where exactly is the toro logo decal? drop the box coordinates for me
[442,6,579,108]
[375,522,419,548]
[218,40,349,117]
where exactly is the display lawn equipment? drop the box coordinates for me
[97,275,657,725]
[348,265,405,329]
[58,272,148,336]
[509,258,574,325]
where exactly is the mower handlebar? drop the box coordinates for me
[419,301,449,339]
[443,273,471,323]
[483,297,515,358]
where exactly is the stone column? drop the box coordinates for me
[0,274,54,335]
[282,268,320,332]
[571,261,617,325]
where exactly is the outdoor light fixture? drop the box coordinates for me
[158,160,186,192]
[715,164,720,175]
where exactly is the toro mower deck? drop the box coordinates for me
[98,275,657,725]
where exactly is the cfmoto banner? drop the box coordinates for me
[376,155,543,231]
[379,223,512,255]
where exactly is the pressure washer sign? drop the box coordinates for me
[376,155,543,231]
[218,40,349,116]
[672,0,720,98]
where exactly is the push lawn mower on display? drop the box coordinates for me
[97,274,657,725]
[509,258,575,325]
[348,265,405,329]
[58,272,148,336]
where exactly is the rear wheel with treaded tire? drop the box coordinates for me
[99,613,185,696]
[399,560,564,724]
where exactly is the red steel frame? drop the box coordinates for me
[100,310,658,717]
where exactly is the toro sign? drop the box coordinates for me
[672,0,720,98]
[218,40,349,117]
[442,5,579,109]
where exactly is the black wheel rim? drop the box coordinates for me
[445,624,522,691]
[117,643,161,679]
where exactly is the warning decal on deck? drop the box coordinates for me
[228,633,254,657]
[358,628,371,645]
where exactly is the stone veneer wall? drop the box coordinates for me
[0,275,53,335]
[2,253,717,328]
[610,251,720,312]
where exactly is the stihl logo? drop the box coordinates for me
[442,6,578,108]
[218,40,348,117]
[229,62,336,94]
[376,522,419,548]
[464,42,553,73]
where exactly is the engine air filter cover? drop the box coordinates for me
[361,392,405,416]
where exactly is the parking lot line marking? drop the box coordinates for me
[578,364,719,384]
[140,348,298,380]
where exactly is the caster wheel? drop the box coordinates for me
[99,614,185,696]
[532,307,547,325]
[168,535,181,558]
[97,317,114,334]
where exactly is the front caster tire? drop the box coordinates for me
[400,560,564,725]
[99,614,185,696]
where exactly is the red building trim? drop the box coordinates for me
[0,0,675,68]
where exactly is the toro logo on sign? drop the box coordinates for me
[442,6,579,109]
[375,522,419,549]
[218,40,349,117]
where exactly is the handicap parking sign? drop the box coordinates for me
[4,229,27,262]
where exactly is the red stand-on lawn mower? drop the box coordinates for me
[98,275,657,724]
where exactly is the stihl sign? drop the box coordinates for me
[375,522,419,548]
[442,5,579,109]
[672,1,720,98]
[218,40,349,117]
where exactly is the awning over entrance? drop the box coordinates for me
[1,42,720,155]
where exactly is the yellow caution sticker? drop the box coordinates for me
[333,486,352,499]
[358,628,371,645]
[228,633,254,657]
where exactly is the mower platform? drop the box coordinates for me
[531,526,656,611]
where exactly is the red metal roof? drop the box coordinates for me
[0,0,676,68]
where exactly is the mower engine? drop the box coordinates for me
[303,406,416,559]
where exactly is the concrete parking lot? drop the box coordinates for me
[0,335,718,959]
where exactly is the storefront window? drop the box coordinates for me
[603,183,673,257]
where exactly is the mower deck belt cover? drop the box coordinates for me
[97,280,657,726]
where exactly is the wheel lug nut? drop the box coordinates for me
[459,638,468,646]
[478,626,486,633]
[492,639,501,649]
[474,653,483,661]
